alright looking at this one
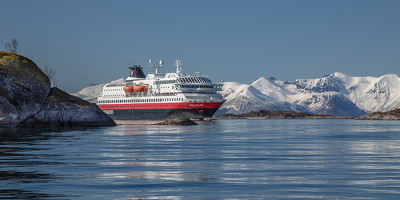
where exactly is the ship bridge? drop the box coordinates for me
[177,77,212,84]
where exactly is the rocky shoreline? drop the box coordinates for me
[17,88,116,127]
[355,108,400,120]
[215,109,355,119]
[0,51,116,127]
[215,108,400,120]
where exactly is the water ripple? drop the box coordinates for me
[1,120,400,199]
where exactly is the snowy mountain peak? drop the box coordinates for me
[330,72,347,78]
[378,74,400,83]
[251,77,280,89]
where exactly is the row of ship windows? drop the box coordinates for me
[103,86,220,94]
[177,85,222,89]
[98,98,184,104]
[104,94,125,97]
[105,88,123,91]
[103,91,217,97]
[103,93,149,97]
[102,104,193,109]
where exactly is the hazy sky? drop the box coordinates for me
[1,0,399,93]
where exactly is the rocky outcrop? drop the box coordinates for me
[355,108,400,120]
[17,87,116,127]
[214,113,245,119]
[216,109,355,119]
[153,118,198,125]
[0,51,116,127]
[0,52,51,126]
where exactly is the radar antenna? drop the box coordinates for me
[149,60,163,74]
[175,60,182,73]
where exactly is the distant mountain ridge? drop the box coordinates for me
[72,72,400,117]
[72,78,125,103]
[217,72,400,116]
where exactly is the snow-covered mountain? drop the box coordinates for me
[217,72,400,116]
[72,73,400,117]
[71,78,124,103]
[216,73,366,116]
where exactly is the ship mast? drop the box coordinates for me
[175,60,182,73]
[149,60,164,75]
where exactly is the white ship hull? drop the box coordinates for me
[96,60,224,120]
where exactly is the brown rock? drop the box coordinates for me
[153,118,198,125]
[0,52,51,126]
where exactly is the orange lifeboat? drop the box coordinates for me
[133,85,147,92]
[123,86,134,93]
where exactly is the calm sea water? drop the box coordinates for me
[1,119,400,199]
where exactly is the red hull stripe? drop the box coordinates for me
[99,102,222,110]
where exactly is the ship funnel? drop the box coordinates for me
[128,65,146,78]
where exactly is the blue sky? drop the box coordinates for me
[1,0,400,93]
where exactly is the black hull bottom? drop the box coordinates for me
[106,108,219,120]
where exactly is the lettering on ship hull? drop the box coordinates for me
[103,110,114,115]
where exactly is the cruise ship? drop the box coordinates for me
[96,60,224,120]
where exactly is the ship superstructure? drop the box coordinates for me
[96,60,224,120]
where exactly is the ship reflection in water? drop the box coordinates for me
[2,120,400,199]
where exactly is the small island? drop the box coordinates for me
[215,110,355,119]
[355,108,400,120]
[216,108,400,120]
[152,118,198,125]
